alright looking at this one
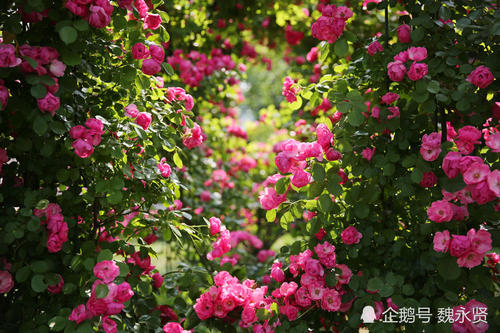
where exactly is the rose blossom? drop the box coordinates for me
[135,112,152,130]
[407,47,427,61]
[367,41,383,56]
[466,65,494,89]
[143,13,162,30]
[341,226,362,245]
[380,92,400,105]
[433,230,450,253]
[397,24,411,43]
[37,92,60,116]
[427,200,453,222]
[0,270,14,293]
[93,260,120,283]
[387,61,406,82]
[131,43,149,59]
[407,62,428,81]
[141,59,161,75]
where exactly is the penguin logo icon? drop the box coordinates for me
[361,305,376,323]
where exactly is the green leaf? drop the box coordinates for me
[173,152,183,168]
[97,249,113,262]
[59,26,78,44]
[312,163,325,182]
[48,316,67,332]
[266,209,276,222]
[61,50,81,66]
[33,116,48,136]
[367,277,384,291]
[334,38,349,57]
[347,111,364,127]
[15,266,31,283]
[402,284,415,295]
[73,20,89,31]
[411,28,425,42]
[117,262,130,277]
[337,101,350,113]
[318,194,333,213]
[289,96,302,110]
[280,211,293,230]
[325,270,337,288]
[162,62,174,76]
[437,255,460,280]
[275,177,290,194]
[411,168,423,183]
[31,260,49,273]
[354,203,369,218]
[163,227,172,241]
[95,284,109,298]
[30,84,47,99]
[31,274,47,293]
[427,80,440,94]
[440,176,466,193]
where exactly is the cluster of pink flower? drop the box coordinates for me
[157,157,171,178]
[367,40,383,56]
[33,203,68,253]
[131,42,165,76]
[206,217,232,261]
[124,103,152,130]
[182,123,206,149]
[204,169,234,190]
[227,123,248,140]
[193,271,274,330]
[311,5,353,43]
[230,230,263,249]
[466,65,495,89]
[388,46,428,82]
[118,0,162,30]
[167,49,236,87]
[165,86,194,119]
[285,25,304,46]
[68,260,133,333]
[257,250,276,263]
[268,243,355,321]
[70,118,105,158]
[282,76,300,103]
[65,0,114,29]
[229,154,258,173]
[0,43,66,115]
[434,228,492,268]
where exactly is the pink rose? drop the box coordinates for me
[209,217,221,235]
[152,272,163,289]
[135,112,152,130]
[387,61,406,82]
[419,171,437,188]
[427,200,453,222]
[85,118,104,134]
[316,123,334,150]
[158,157,171,177]
[0,270,14,293]
[442,151,462,178]
[433,230,450,253]
[68,304,88,324]
[70,125,87,139]
[37,92,60,116]
[321,289,341,312]
[88,5,111,29]
[486,169,500,196]
[306,47,318,62]
[341,226,363,245]
[325,148,342,161]
[407,47,427,61]
[47,275,64,294]
[407,62,428,81]
[397,24,411,43]
[162,322,184,333]
[466,65,494,89]
[259,187,286,210]
[49,59,66,77]
[450,234,471,257]
[102,316,117,333]
[0,44,22,68]
[93,260,120,283]
[131,43,149,60]
[291,169,311,188]
[282,76,300,103]
[420,132,442,161]
[393,50,409,62]
[72,139,94,158]
[124,103,139,118]
[271,262,285,282]
[143,13,162,30]
[362,147,375,161]
[485,132,500,152]
[141,59,161,75]
[367,40,383,56]
[113,281,133,303]
[462,162,490,185]
[47,233,64,252]
[149,44,165,63]
[380,92,400,105]
[468,228,492,255]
